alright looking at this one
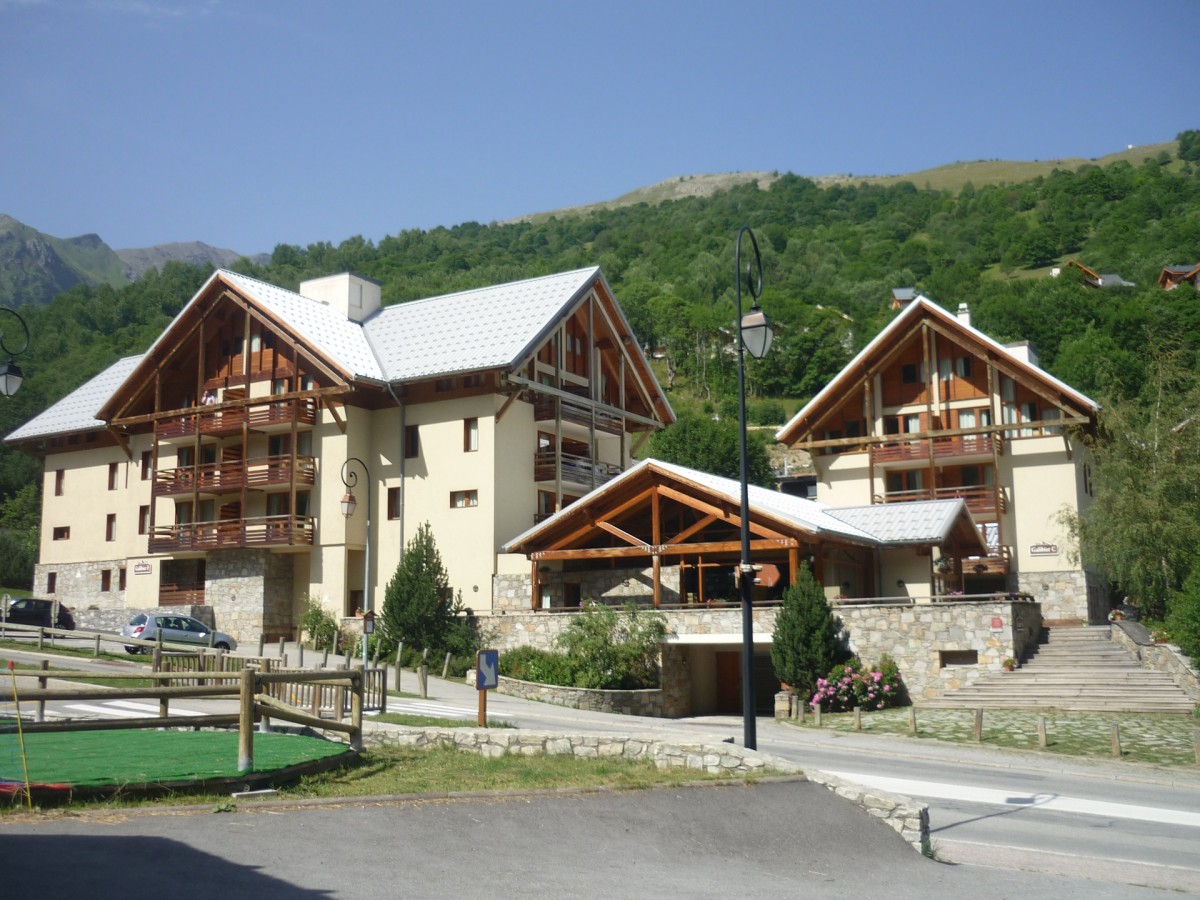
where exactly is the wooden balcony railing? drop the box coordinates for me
[534,451,622,487]
[154,455,316,497]
[148,515,314,553]
[962,546,1012,575]
[156,399,317,441]
[870,433,997,466]
[878,485,1004,518]
[533,394,624,435]
[158,582,205,606]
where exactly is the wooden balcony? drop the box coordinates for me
[154,455,316,497]
[158,582,205,606]
[534,394,624,436]
[534,450,622,488]
[963,547,1012,575]
[148,515,314,553]
[878,484,1005,518]
[156,399,317,441]
[871,433,997,466]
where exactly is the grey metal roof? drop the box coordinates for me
[220,271,385,380]
[7,354,144,441]
[363,267,601,381]
[504,458,967,551]
[825,499,967,545]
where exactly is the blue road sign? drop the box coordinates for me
[477,649,499,690]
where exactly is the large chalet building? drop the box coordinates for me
[6,268,672,640]
[776,295,1104,623]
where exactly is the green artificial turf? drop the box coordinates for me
[0,729,348,787]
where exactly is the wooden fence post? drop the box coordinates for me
[908,706,917,736]
[853,706,862,731]
[257,634,265,657]
[442,652,452,679]
[1111,723,1122,758]
[814,705,822,727]
[350,670,364,752]
[37,627,44,651]
[1193,730,1200,766]
[93,633,101,658]
[973,708,983,743]
[36,660,48,723]
[237,667,255,773]
[1037,716,1047,749]
[298,644,304,668]
[394,642,403,692]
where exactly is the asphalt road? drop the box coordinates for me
[5,643,1200,893]
[0,780,1180,899]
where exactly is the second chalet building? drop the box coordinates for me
[7,268,672,639]
[776,295,1104,623]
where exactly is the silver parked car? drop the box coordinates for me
[122,613,236,653]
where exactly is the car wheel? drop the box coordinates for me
[214,641,231,651]
[124,646,138,654]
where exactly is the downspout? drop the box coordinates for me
[386,381,405,562]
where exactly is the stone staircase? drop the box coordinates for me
[921,626,1195,713]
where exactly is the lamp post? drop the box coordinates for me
[734,226,774,751]
[340,457,372,671]
[0,308,30,397]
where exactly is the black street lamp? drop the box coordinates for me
[0,308,30,397]
[734,226,774,751]
[340,457,372,670]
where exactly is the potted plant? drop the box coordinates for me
[1001,657,1018,672]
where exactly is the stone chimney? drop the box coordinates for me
[956,303,971,327]
[298,272,382,323]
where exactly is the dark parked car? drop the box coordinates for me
[122,613,236,653]
[0,597,75,630]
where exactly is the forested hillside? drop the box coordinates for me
[0,136,1197,596]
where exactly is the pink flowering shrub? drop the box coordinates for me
[809,655,908,712]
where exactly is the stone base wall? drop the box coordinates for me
[359,723,930,854]
[837,600,1042,700]
[1016,568,1100,623]
[33,560,128,611]
[466,672,664,717]
[1110,623,1200,702]
[484,599,1040,704]
[205,550,296,642]
[74,605,212,634]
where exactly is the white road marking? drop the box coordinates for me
[822,770,1200,828]
[384,700,508,720]
[63,703,146,719]
[106,700,205,717]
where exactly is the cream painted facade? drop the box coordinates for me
[11,268,670,641]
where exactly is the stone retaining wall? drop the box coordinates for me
[466,671,664,717]
[360,721,930,854]
[1111,623,1200,703]
[74,605,213,634]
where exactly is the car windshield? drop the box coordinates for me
[130,614,147,626]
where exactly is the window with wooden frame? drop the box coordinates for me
[46,572,56,594]
[100,569,112,592]
[141,450,152,480]
[464,418,479,452]
[138,505,150,535]
[53,526,70,541]
[54,469,64,496]
[118,568,127,591]
[108,462,119,490]
[106,513,117,542]
[450,490,478,508]
[387,487,401,520]
[404,424,420,459]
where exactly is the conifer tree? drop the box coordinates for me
[770,564,845,696]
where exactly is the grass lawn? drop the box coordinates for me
[1,730,347,790]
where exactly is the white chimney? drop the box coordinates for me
[1004,340,1040,367]
[298,272,382,323]
[956,303,971,327]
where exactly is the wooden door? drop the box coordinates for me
[715,651,742,714]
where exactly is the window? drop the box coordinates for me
[101,569,112,592]
[387,487,401,520]
[450,490,478,508]
[955,356,973,378]
[106,513,117,542]
[464,418,479,452]
[53,526,70,541]
[141,451,152,480]
[108,462,119,490]
[938,650,978,668]
[435,378,455,392]
[54,469,64,496]
[404,425,419,459]
[45,572,57,594]
[138,505,150,535]
[119,568,127,591]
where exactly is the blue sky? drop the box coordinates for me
[1,0,1193,255]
